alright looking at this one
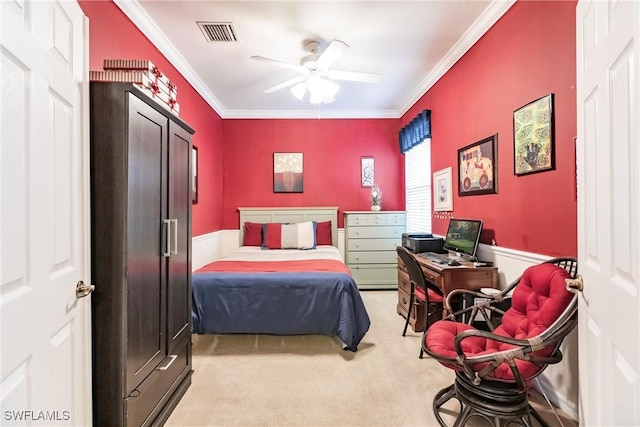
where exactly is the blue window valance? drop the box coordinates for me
[399,109,431,153]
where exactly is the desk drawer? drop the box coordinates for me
[398,269,411,294]
[397,258,442,288]
[397,288,426,332]
[421,266,442,287]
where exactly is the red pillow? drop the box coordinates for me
[315,221,333,245]
[243,222,263,246]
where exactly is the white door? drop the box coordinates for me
[576,0,639,425]
[1,0,91,425]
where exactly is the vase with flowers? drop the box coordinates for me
[370,186,382,211]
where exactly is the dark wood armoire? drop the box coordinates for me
[89,82,194,426]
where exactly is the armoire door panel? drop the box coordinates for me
[125,95,168,394]
[167,122,192,348]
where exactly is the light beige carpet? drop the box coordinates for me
[166,291,576,427]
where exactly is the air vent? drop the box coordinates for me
[197,22,238,42]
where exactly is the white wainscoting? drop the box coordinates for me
[190,233,577,420]
[192,230,238,271]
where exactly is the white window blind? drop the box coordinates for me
[405,140,431,233]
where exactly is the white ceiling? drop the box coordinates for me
[115,0,515,119]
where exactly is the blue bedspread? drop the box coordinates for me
[192,271,371,351]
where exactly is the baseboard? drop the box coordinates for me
[534,375,579,421]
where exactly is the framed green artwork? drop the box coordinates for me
[513,94,555,176]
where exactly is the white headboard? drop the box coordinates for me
[238,207,339,246]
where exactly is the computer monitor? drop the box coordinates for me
[443,218,483,260]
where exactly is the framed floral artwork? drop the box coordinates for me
[273,152,303,192]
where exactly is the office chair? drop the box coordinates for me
[396,246,444,358]
[423,258,578,427]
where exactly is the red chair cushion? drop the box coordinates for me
[426,263,573,381]
[414,286,443,303]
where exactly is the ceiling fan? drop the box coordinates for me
[251,39,382,104]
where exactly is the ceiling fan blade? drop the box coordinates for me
[316,40,349,69]
[263,75,307,94]
[327,69,381,84]
[251,55,305,73]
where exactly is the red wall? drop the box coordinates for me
[221,119,403,228]
[80,0,577,257]
[78,0,224,236]
[403,0,577,257]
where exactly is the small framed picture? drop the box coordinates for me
[192,146,198,204]
[433,167,453,211]
[361,156,375,187]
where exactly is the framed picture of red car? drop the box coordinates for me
[458,134,498,196]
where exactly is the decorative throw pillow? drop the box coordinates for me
[262,222,317,249]
[315,221,333,245]
[243,222,263,246]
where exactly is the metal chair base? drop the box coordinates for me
[432,372,550,427]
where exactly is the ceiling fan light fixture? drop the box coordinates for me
[304,76,339,104]
[291,82,306,100]
[309,90,324,104]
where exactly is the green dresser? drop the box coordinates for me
[344,211,406,289]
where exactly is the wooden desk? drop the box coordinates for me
[397,253,498,333]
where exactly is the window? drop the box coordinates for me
[405,139,431,232]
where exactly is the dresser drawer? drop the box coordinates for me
[350,264,398,285]
[346,225,405,239]
[347,238,399,251]
[348,251,397,264]
[346,213,406,226]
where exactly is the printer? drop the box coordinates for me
[402,233,444,253]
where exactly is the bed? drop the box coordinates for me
[191,207,371,351]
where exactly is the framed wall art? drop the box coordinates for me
[361,156,375,187]
[513,93,555,176]
[433,167,453,211]
[458,134,498,196]
[192,145,198,204]
[273,152,303,193]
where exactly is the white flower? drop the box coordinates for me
[371,186,382,206]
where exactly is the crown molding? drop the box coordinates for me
[397,0,516,117]
[115,0,514,120]
[113,0,227,117]
[222,108,399,119]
